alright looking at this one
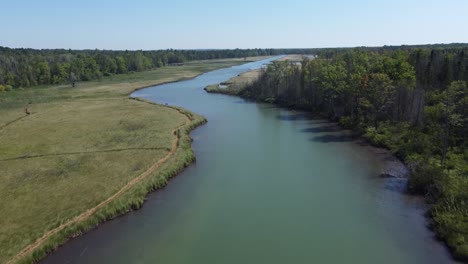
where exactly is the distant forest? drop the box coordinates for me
[239,44,468,260]
[0,47,318,90]
[2,44,467,91]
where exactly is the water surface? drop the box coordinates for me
[43,57,454,264]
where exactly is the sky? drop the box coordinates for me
[2,0,468,50]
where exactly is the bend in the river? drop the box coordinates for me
[42,57,455,264]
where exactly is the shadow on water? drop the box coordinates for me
[356,140,372,147]
[232,99,257,104]
[309,134,355,143]
[306,120,333,125]
[380,153,400,162]
[383,178,408,193]
[257,105,280,111]
[276,113,313,121]
[300,125,343,133]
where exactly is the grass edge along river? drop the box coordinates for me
[0,57,267,264]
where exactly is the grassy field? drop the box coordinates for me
[0,57,263,263]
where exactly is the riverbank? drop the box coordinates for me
[218,72,413,179]
[204,55,305,96]
[204,55,307,94]
[203,60,466,262]
[0,57,266,264]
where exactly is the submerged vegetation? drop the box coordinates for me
[235,47,468,261]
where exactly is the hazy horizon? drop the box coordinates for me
[2,43,468,51]
[2,0,468,50]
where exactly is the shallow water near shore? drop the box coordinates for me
[42,57,455,264]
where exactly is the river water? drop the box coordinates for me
[42,57,455,264]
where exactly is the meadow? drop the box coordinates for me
[0,58,260,263]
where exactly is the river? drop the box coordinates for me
[42,57,455,264]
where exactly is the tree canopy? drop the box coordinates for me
[0,47,319,89]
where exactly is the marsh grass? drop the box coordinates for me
[15,112,208,264]
[204,69,263,96]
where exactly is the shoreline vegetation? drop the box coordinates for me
[205,69,264,95]
[205,52,468,262]
[204,55,306,96]
[0,57,266,264]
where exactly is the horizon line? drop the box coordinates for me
[2,42,468,52]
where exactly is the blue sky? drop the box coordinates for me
[2,0,468,50]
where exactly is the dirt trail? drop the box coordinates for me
[6,111,192,264]
[0,114,30,132]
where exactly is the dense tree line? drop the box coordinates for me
[240,47,468,260]
[0,47,319,90]
[2,44,461,91]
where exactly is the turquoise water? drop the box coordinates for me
[42,57,455,264]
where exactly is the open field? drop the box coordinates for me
[0,57,263,263]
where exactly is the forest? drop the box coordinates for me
[2,44,465,91]
[240,46,468,260]
[0,47,319,90]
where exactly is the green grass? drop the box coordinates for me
[204,84,241,95]
[16,109,208,264]
[0,57,262,264]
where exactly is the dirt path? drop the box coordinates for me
[0,114,30,132]
[6,110,192,264]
